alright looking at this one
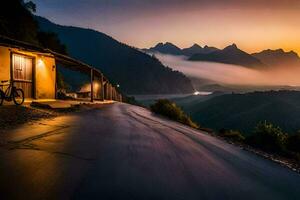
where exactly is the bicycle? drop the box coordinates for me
[0,80,25,106]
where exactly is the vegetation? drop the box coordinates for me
[218,129,245,142]
[286,132,300,153]
[0,0,67,53]
[216,120,300,162]
[246,121,287,153]
[176,91,300,135]
[37,31,67,54]
[150,99,199,129]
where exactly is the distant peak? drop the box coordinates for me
[230,43,238,48]
[165,42,176,46]
[191,43,202,48]
[154,42,179,48]
[154,42,164,47]
[274,49,285,53]
[224,43,239,50]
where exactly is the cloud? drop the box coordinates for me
[155,53,300,86]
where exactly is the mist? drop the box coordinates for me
[154,53,300,87]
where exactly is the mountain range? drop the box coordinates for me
[189,44,265,68]
[252,49,300,68]
[144,42,300,69]
[144,42,218,56]
[36,17,194,95]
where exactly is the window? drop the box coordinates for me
[12,54,33,82]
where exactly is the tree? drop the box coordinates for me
[37,31,67,54]
[21,0,37,13]
[0,0,68,54]
[0,0,39,44]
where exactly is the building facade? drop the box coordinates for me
[0,46,56,100]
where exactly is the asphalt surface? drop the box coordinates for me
[0,103,300,200]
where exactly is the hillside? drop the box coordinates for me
[175,91,300,134]
[189,44,265,68]
[252,49,300,68]
[36,17,194,94]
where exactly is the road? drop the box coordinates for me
[0,103,300,200]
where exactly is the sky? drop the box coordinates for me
[33,0,300,54]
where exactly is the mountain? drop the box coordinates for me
[36,17,194,94]
[182,44,219,56]
[146,42,182,55]
[252,49,300,68]
[144,42,219,56]
[189,44,265,68]
[175,91,300,135]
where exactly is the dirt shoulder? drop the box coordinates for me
[0,103,109,133]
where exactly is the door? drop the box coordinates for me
[12,54,34,98]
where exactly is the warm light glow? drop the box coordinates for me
[37,58,44,66]
[194,91,200,95]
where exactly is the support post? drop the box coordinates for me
[90,69,94,102]
[55,65,58,99]
[110,85,113,100]
[101,74,104,101]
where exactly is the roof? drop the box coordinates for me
[0,35,108,82]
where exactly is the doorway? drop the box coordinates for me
[12,53,34,98]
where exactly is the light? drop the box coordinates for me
[37,57,44,66]
[193,91,200,95]
[117,84,120,88]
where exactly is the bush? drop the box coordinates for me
[218,129,245,142]
[150,99,199,129]
[286,131,300,153]
[246,121,287,153]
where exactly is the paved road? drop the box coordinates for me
[0,103,300,200]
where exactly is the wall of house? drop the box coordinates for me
[0,46,56,99]
[0,46,11,83]
[35,55,56,99]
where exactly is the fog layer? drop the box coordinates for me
[155,53,300,86]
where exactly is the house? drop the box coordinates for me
[0,36,122,102]
[0,43,56,99]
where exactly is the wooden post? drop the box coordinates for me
[112,87,115,100]
[101,74,104,101]
[55,65,58,99]
[90,69,94,102]
[110,84,113,100]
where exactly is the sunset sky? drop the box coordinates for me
[33,0,300,54]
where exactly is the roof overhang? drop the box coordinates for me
[0,35,109,81]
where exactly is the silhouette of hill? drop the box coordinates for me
[146,42,182,55]
[182,44,219,56]
[144,42,219,56]
[176,91,300,134]
[189,44,266,68]
[252,49,300,68]
[36,17,194,94]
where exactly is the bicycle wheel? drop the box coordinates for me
[0,91,4,106]
[13,88,24,105]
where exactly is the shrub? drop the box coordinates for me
[246,121,287,153]
[218,129,245,142]
[150,99,199,129]
[286,131,300,153]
